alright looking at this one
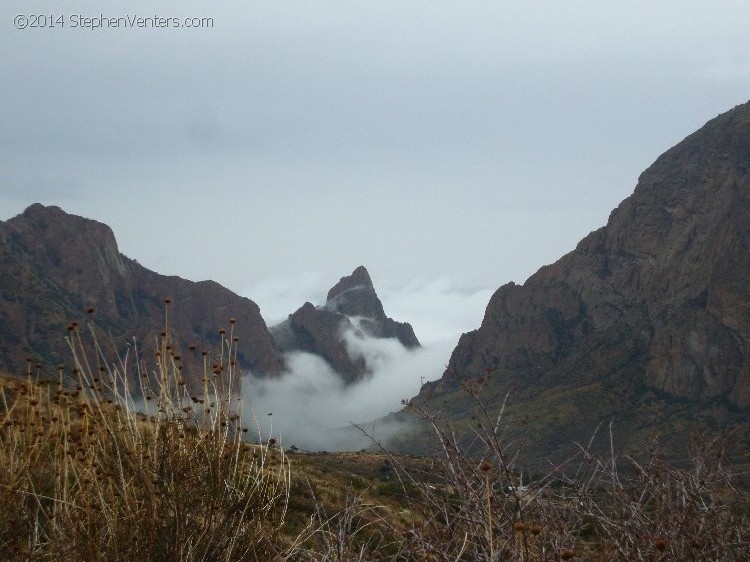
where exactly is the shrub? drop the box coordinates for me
[356,376,750,561]
[0,305,290,561]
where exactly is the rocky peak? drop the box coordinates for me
[0,204,284,379]
[462,101,750,404]
[327,265,374,299]
[325,266,386,319]
[3,205,126,316]
[13,204,125,272]
[405,100,750,460]
[271,266,420,383]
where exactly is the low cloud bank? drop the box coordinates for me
[241,332,454,451]
[246,274,494,343]
[378,278,494,344]
[240,275,494,451]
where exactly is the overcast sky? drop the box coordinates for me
[2,1,750,348]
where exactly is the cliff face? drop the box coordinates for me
[407,101,750,457]
[271,266,420,383]
[0,207,420,388]
[0,204,284,378]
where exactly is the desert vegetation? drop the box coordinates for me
[0,305,292,560]
[381,380,749,560]
[1,307,748,560]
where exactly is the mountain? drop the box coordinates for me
[397,101,750,459]
[0,204,284,380]
[271,266,420,383]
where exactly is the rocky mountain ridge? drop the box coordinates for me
[400,101,750,458]
[0,204,284,379]
[0,206,419,387]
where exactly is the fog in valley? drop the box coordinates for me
[241,279,493,450]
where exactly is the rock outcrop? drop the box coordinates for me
[271,266,420,383]
[0,204,284,379]
[405,101,750,458]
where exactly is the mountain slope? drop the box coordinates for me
[402,101,750,458]
[0,204,284,379]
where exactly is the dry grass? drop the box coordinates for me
[361,377,750,561]
[2,305,748,560]
[0,306,290,561]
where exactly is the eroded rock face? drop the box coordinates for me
[325,265,385,318]
[325,266,421,348]
[0,204,284,379]
[447,102,749,404]
[271,266,420,383]
[408,101,750,458]
[272,302,368,383]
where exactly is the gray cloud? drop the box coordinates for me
[2,1,750,357]
[241,336,451,451]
